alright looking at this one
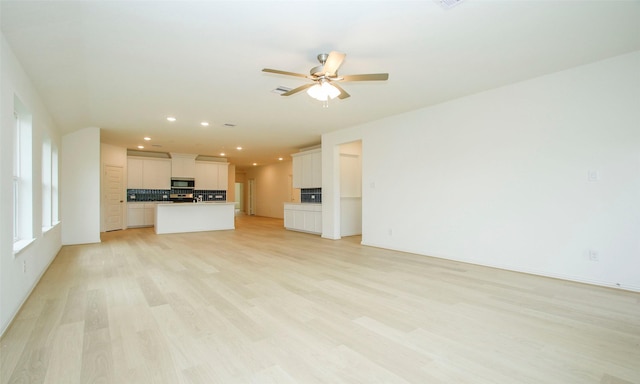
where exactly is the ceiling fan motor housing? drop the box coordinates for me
[317,53,329,64]
[310,65,326,77]
[311,53,332,77]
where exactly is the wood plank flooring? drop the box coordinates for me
[1,215,639,383]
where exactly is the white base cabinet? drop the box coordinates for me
[284,203,322,235]
[128,203,158,227]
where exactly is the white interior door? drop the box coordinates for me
[104,165,124,231]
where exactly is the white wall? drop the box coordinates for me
[0,34,62,335]
[323,51,640,291]
[245,161,294,219]
[61,127,101,244]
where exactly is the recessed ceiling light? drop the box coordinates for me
[278,157,283,161]
[236,146,242,150]
[200,121,209,127]
[137,145,144,149]
[435,0,465,9]
[220,152,226,156]
[166,116,176,122]
[144,137,151,141]
[252,163,257,166]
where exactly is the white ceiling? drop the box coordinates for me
[2,0,640,168]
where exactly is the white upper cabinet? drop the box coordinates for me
[195,161,217,190]
[129,154,228,190]
[292,154,303,189]
[143,158,171,189]
[195,161,229,190]
[217,163,229,190]
[310,150,322,187]
[127,157,171,189]
[170,153,197,178]
[127,158,144,189]
[292,148,321,188]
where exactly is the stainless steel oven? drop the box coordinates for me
[169,193,194,203]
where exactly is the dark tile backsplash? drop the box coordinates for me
[301,188,321,203]
[193,190,227,202]
[127,189,227,202]
[127,189,171,202]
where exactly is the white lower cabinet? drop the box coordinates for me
[283,203,322,235]
[144,204,155,226]
[128,203,157,227]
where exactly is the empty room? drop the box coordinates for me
[1,1,639,383]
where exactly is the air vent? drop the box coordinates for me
[223,123,236,127]
[272,86,292,95]
[436,0,464,9]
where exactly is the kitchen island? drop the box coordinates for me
[155,202,235,234]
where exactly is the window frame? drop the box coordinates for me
[13,98,34,254]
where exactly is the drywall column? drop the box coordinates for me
[61,126,101,244]
[321,126,365,240]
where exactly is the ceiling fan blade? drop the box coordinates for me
[331,82,350,99]
[340,73,389,82]
[281,83,315,96]
[262,68,309,79]
[322,51,346,76]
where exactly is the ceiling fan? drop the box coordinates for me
[262,51,389,101]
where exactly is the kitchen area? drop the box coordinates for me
[114,142,360,238]
[126,152,234,234]
[284,148,323,234]
[283,142,362,237]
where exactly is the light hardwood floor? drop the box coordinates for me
[1,215,639,384]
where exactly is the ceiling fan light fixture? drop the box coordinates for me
[307,81,340,101]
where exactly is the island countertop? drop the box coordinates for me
[155,202,235,234]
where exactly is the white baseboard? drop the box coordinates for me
[0,246,61,338]
[361,240,640,293]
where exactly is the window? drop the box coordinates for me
[42,137,52,230]
[13,111,20,242]
[42,137,59,231]
[13,96,33,252]
[52,145,59,224]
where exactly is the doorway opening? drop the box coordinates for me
[339,141,362,237]
[235,182,244,215]
[248,179,256,215]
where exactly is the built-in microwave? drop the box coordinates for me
[171,178,195,189]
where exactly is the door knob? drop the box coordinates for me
[120,200,123,203]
